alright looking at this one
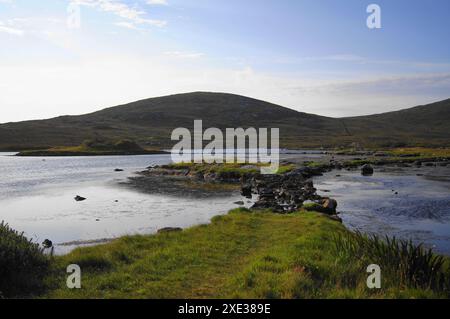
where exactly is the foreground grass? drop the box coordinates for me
[44,209,449,299]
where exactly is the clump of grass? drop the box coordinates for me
[0,221,50,297]
[333,231,449,292]
[165,162,294,176]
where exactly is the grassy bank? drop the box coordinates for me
[16,139,168,156]
[43,209,449,299]
[163,162,296,176]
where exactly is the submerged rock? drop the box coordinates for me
[361,164,374,176]
[74,195,87,202]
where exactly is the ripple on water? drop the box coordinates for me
[314,167,450,255]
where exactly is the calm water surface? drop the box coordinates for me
[1,152,450,255]
[0,153,247,254]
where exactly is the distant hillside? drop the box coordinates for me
[342,98,450,147]
[0,92,449,150]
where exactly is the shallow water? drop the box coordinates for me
[0,153,249,254]
[314,166,450,255]
[2,152,450,256]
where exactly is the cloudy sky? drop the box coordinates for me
[1,0,450,122]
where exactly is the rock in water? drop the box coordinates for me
[241,184,252,198]
[114,168,124,172]
[321,198,338,214]
[74,195,87,202]
[42,239,53,248]
[361,164,374,176]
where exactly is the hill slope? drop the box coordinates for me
[342,98,450,147]
[0,92,449,150]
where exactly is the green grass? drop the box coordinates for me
[334,231,449,292]
[42,209,449,299]
[387,147,450,158]
[17,139,166,156]
[0,221,50,298]
[165,162,295,176]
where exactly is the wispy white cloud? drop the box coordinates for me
[275,54,450,70]
[114,21,139,30]
[146,0,168,5]
[0,25,24,36]
[72,0,167,28]
[164,51,205,59]
[0,20,24,36]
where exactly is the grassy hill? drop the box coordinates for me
[342,98,450,148]
[0,92,449,150]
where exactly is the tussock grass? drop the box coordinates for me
[166,162,295,176]
[333,231,449,292]
[0,221,50,298]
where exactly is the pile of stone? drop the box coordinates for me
[241,167,323,213]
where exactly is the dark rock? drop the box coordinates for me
[74,195,86,202]
[157,227,182,234]
[114,168,124,172]
[42,239,53,248]
[321,198,338,214]
[399,153,420,158]
[361,164,374,176]
[234,201,245,206]
[241,184,253,198]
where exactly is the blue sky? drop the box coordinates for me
[1,0,449,122]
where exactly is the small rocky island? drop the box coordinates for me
[126,148,450,224]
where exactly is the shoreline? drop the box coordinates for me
[42,208,450,299]
[2,150,450,298]
[15,150,169,157]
